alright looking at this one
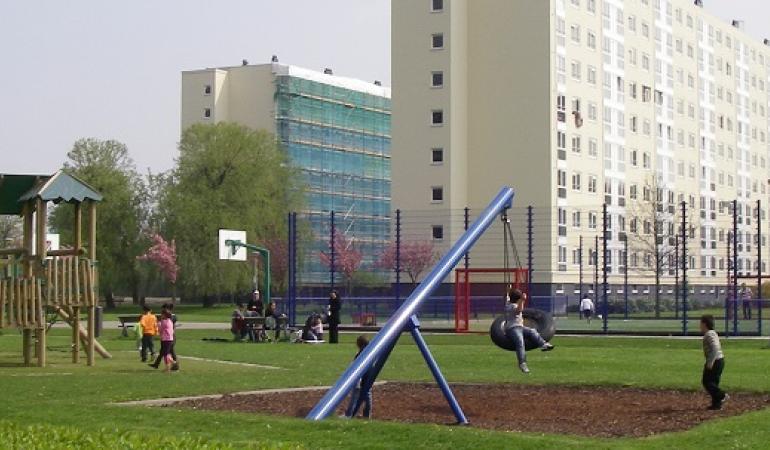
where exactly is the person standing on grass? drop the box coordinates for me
[328,290,341,344]
[155,309,177,372]
[700,314,728,410]
[344,335,374,419]
[139,305,158,362]
[741,284,752,320]
[151,303,179,370]
[505,288,554,374]
[580,294,595,324]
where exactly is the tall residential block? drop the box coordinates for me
[393,0,770,297]
[182,62,391,282]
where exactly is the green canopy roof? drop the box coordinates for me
[0,171,103,215]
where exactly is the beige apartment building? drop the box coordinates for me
[392,0,770,299]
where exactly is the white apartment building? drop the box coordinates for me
[392,0,770,298]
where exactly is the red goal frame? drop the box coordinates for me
[454,268,529,332]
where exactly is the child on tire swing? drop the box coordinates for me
[505,288,554,374]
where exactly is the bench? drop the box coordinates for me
[237,316,291,342]
[117,314,160,337]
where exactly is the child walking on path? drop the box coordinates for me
[151,304,179,370]
[700,314,728,410]
[344,335,374,418]
[505,288,554,374]
[139,305,158,362]
[157,310,177,372]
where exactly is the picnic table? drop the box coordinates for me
[117,314,160,337]
[240,315,291,342]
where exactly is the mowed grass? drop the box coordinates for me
[1,328,770,449]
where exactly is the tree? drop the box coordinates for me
[627,175,691,318]
[262,236,288,294]
[160,122,302,304]
[137,233,179,301]
[0,216,22,249]
[377,240,438,284]
[319,230,363,293]
[50,138,147,308]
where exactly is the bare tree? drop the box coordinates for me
[627,175,686,318]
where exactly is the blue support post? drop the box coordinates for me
[624,235,629,321]
[733,200,738,337]
[527,206,533,296]
[408,316,467,424]
[306,187,515,421]
[757,199,762,336]
[395,209,402,304]
[579,236,584,301]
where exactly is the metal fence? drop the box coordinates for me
[275,198,770,336]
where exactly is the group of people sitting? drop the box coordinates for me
[231,290,285,342]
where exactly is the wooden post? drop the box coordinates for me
[87,201,97,366]
[72,305,80,363]
[36,279,45,367]
[22,203,33,278]
[74,203,82,252]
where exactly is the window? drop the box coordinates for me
[572,211,581,228]
[588,212,598,229]
[431,33,444,49]
[571,24,581,43]
[572,172,581,190]
[631,149,638,166]
[587,0,595,13]
[431,71,444,87]
[203,108,211,118]
[587,31,596,49]
[643,152,651,169]
[587,66,597,85]
[571,60,582,80]
[432,225,444,240]
[204,85,212,95]
[588,175,597,193]
[587,102,597,121]
[431,186,444,202]
[572,135,581,153]
[431,0,443,12]
[588,138,598,157]
[431,109,444,125]
[431,148,444,164]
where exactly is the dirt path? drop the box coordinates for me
[172,382,770,438]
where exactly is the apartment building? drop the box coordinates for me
[182,62,391,282]
[392,0,770,298]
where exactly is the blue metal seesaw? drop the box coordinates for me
[306,187,516,424]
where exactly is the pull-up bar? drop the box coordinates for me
[306,186,515,422]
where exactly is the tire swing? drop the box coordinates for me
[489,210,556,351]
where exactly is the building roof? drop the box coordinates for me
[0,171,103,215]
[273,64,391,98]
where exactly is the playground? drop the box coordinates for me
[4,184,770,449]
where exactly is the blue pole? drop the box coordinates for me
[306,187,514,421]
[287,212,295,326]
[464,207,470,270]
[291,212,298,326]
[682,201,688,336]
[408,316,468,424]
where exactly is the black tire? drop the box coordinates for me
[489,309,555,352]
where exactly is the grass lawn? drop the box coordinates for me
[1,328,770,449]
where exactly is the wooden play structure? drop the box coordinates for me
[0,171,111,367]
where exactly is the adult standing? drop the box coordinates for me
[328,290,341,344]
[741,284,752,320]
[580,294,595,324]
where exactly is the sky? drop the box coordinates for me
[0,1,767,175]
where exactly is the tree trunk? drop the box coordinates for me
[654,270,661,319]
[105,290,116,310]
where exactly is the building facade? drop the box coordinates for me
[182,63,391,283]
[393,0,770,299]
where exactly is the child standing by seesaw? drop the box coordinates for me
[505,288,554,374]
[344,335,374,419]
[700,314,728,410]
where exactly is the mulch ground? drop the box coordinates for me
[172,383,770,438]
